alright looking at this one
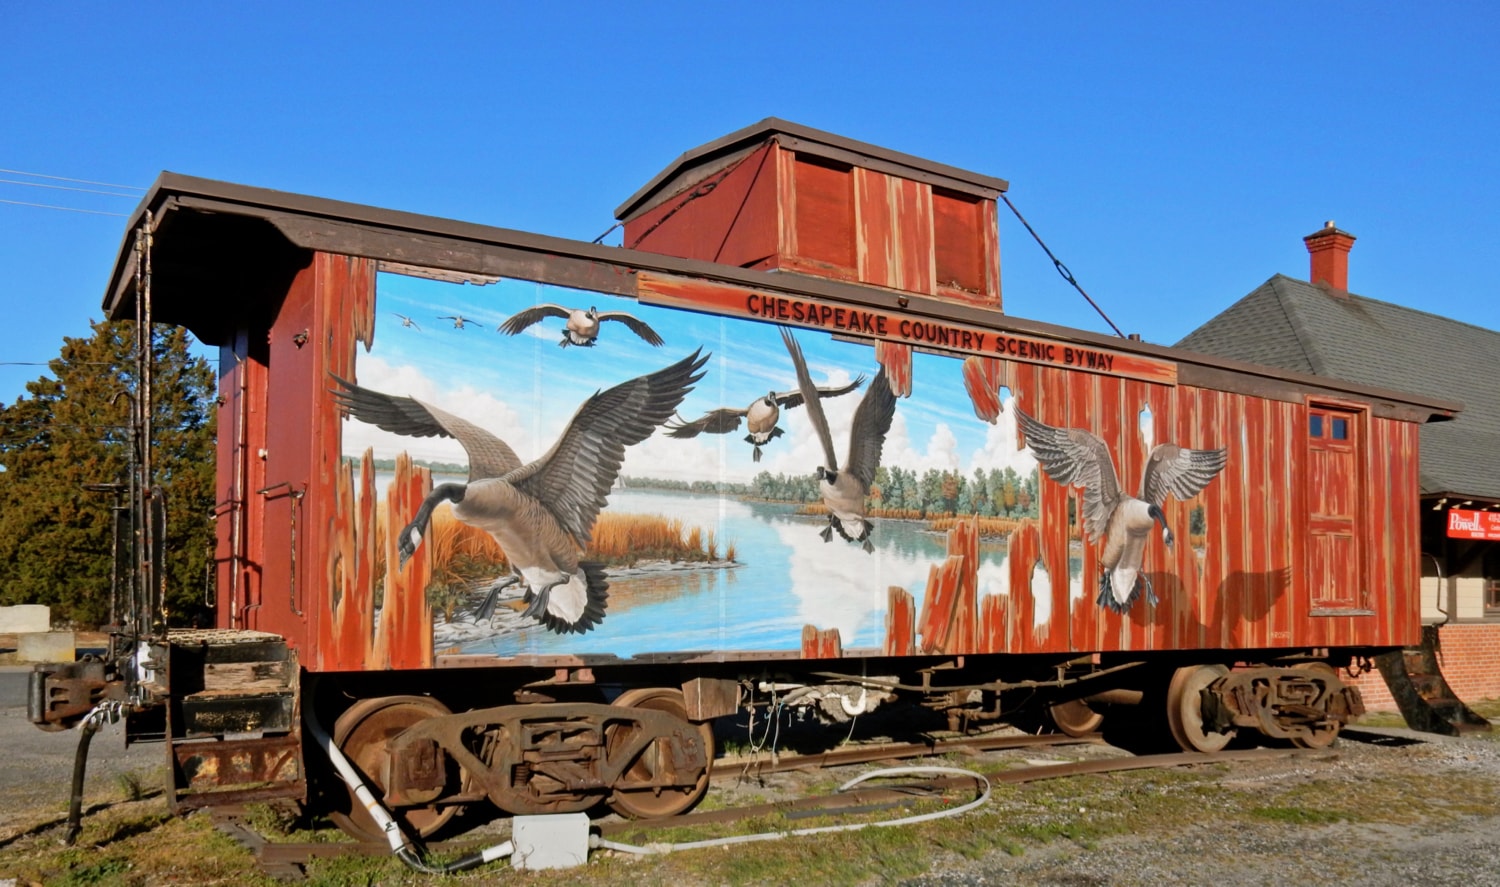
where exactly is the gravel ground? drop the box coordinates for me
[3,688,1499,886]
[899,727,1500,887]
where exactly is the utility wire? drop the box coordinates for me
[0,198,126,217]
[0,178,140,199]
[1000,192,1126,338]
[0,168,144,191]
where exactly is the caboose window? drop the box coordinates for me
[1309,414,1324,437]
[1331,418,1348,440]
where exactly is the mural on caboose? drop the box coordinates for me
[338,273,1219,659]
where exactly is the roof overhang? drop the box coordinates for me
[104,172,1462,425]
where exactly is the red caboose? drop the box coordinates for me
[36,120,1456,839]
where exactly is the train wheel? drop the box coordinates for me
[1165,664,1235,753]
[1047,698,1104,737]
[328,695,458,843]
[605,687,713,819]
[1288,663,1343,750]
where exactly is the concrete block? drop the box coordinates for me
[0,605,50,634]
[17,631,74,663]
[511,813,590,870]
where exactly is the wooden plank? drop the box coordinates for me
[948,518,980,653]
[1007,522,1041,654]
[855,167,893,290]
[788,153,857,276]
[1243,394,1267,648]
[1096,371,1130,653]
[884,587,915,656]
[1065,369,1098,654]
[932,189,992,305]
[1036,366,1070,652]
[888,176,934,295]
[875,340,914,397]
[962,356,1004,423]
[1198,387,1228,649]
[1141,378,1175,651]
[800,625,843,659]
[1009,363,1040,651]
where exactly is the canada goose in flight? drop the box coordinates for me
[499,304,664,348]
[332,349,708,634]
[1016,410,1228,613]
[665,374,866,462]
[392,313,421,330]
[439,315,479,329]
[781,328,896,553]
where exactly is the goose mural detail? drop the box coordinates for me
[499,304,665,348]
[781,328,896,553]
[332,349,708,634]
[392,313,421,330]
[665,374,866,462]
[1016,409,1228,613]
[438,315,479,329]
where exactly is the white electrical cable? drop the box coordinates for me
[591,765,991,855]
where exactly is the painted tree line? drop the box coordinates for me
[0,321,216,626]
[747,465,1041,519]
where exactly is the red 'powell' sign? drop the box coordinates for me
[1447,509,1500,541]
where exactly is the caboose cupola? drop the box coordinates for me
[615,119,1008,309]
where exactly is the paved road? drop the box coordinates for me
[0,668,28,709]
[0,669,163,836]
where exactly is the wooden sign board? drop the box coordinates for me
[635,272,1177,385]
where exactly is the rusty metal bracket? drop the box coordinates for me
[389,702,709,817]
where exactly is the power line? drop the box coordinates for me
[0,198,126,217]
[0,361,121,367]
[0,178,139,199]
[1000,192,1126,339]
[0,168,144,191]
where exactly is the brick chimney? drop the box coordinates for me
[1303,221,1356,292]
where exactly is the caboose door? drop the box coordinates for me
[1307,405,1366,613]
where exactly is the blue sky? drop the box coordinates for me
[3,2,1497,407]
[355,278,1040,486]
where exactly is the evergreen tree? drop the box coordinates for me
[0,321,216,626]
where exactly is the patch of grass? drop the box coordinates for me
[113,770,152,802]
[53,854,133,886]
[1249,805,1349,825]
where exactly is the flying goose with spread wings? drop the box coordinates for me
[781,328,896,553]
[332,349,707,634]
[499,304,664,348]
[1016,409,1228,613]
[665,374,865,462]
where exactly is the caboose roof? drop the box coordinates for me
[613,118,1010,223]
[102,172,1459,426]
[1177,274,1500,501]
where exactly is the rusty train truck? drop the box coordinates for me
[29,120,1457,840]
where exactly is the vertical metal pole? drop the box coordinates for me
[135,210,162,639]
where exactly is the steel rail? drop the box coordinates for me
[217,744,1325,876]
[714,729,1104,780]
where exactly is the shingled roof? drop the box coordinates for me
[1176,274,1500,502]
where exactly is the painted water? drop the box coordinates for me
[451,488,1019,659]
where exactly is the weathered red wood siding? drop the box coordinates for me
[624,140,1002,309]
[223,245,1419,671]
[621,143,780,268]
[874,366,1422,658]
[215,252,382,668]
